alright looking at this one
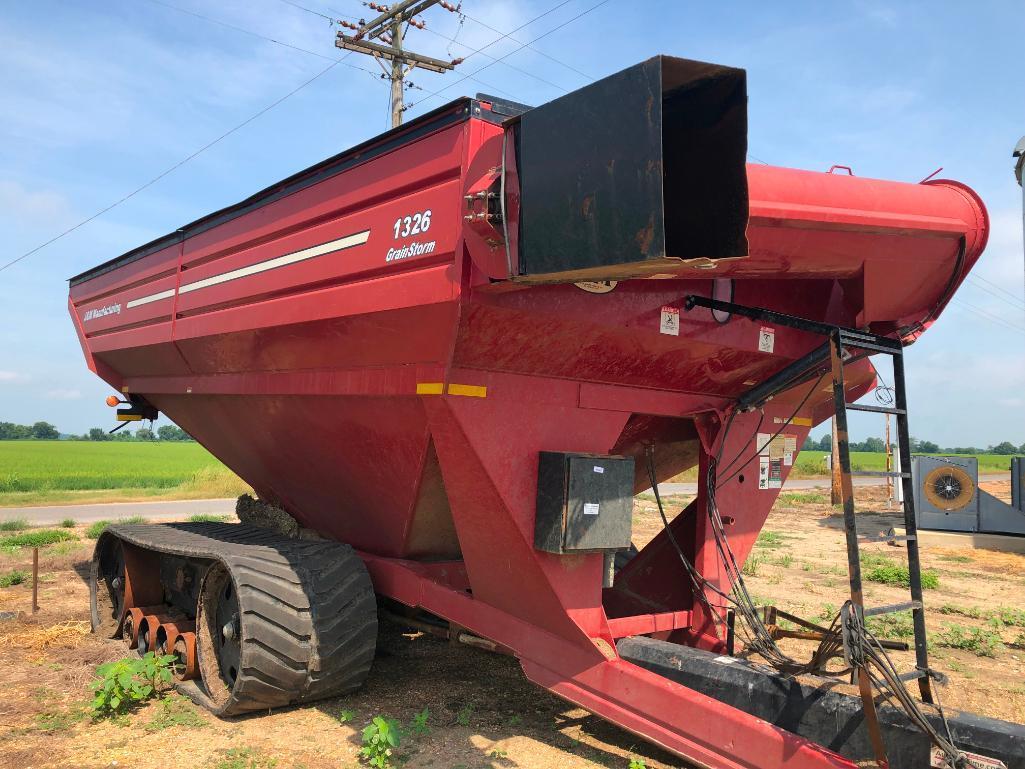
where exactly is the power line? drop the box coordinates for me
[288,0,594,85]
[965,276,1025,313]
[416,14,573,93]
[274,0,339,22]
[967,273,1025,307]
[274,0,572,98]
[403,0,612,113]
[950,298,1025,335]
[0,56,349,276]
[457,8,595,82]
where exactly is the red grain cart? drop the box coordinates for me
[71,57,1020,768]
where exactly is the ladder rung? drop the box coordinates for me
[864,601,922,617]
[851,470,911,478]
[858,533,916,544]
[844,403,906,415]
[899,669,928,682]
[838,336,903,355]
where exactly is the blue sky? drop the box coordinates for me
[0,0,1023,447]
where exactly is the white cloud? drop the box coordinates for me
[0,371,28,382]
[45,388,82,400]
[0,180,73,226]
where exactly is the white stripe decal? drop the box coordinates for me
[123,230,371,310]
[126,289,175,309]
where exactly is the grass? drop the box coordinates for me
[936,624,1002,657]
[0,568,29,587]
[0,529,77,549]
[59,518,76,528]
[144,694,206,732]
[213,747,278,769]
[791,451,1013,478]
[34,706,88,733]
[186,513,231,523]
[0,441,251,507]
[867,610,916,640]
[864,563,939,589]
[742,554,763,576]
[857,552,939,589]
[777,491,828,506]
[85,517,146,539]
[0,517,29,531]
[755,531,793,549]
[938,604,983,620]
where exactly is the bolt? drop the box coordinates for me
[222,616,238,642]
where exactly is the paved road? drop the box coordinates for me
[0,473,1010,525]
[0,497,237,526]
[656,472,1009,496]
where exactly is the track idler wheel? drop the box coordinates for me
[92,537,126,637]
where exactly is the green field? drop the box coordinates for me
[0,441,250,507]
[791,451,1014,477]
[0,442,1011,508]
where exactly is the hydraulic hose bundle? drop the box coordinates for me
[645,386,969,768]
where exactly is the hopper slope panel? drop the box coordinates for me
[153,393,456,558]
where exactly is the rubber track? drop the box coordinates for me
[98,522,377,716]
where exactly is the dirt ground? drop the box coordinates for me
[1,483,1023,769]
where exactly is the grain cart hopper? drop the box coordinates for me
[70,56,1023,769]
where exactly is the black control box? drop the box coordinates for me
[534,452,634,554]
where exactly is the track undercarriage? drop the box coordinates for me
[92,522,377,716]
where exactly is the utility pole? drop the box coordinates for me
[337,0,463,129]
[831,417,842,505]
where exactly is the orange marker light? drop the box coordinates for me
[105,395,120,407]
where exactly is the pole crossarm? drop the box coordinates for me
[333,0,459,127]
[354,0,431,39]
[335,33,455,73]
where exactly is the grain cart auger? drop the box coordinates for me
[70,56,1023,769]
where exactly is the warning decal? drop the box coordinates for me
[756,432,795,489]
[758,326,775,353]
[660,306,680,336]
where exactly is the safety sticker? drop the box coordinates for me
[931,747,1006,769]
[583,503,600,516]
[758,326,775,353]
[593,466,605,474]
[783,435,797,466]
[757,432,785,489]
[660,306,680,336]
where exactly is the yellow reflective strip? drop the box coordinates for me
[117,414,143,422]
[790,417,813,427]
[447,383,487,398]
[416,382,444,395]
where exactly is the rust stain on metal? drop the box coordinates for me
[581,194,594,218]
[635,213,656,255]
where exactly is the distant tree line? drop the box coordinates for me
[0,421,192,442]
[801,434,1023,455]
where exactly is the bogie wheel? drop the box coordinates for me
[195,542,377,716]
